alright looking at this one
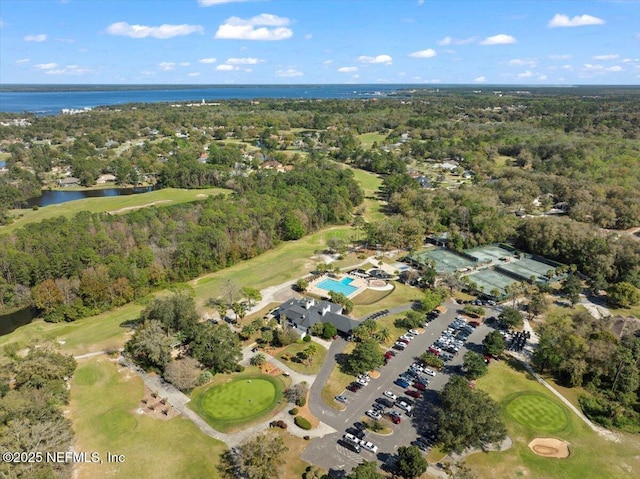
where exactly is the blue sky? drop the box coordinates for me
[1,0,638,84]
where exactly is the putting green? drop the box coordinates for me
[505,393,569,433]
[191,375,282,431]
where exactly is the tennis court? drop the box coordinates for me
[467,269,518,297]
[466,244,515,264]
[423,249,476,274]
[497,257,556,283]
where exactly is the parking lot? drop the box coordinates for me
[301,299,501,474]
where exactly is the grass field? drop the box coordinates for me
[465,359,640,479]
[352,286,395,305]
[505,392,569,433]
[190,373,285,432]
[357,132,387,149]
[0,187,229,236]
[321,343,356,410]
[351,282,420,318]
[71,357,226,479]
[275,340,328,375]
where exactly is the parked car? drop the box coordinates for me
[413,382,427,391]
[346,427,365,440]
[396,401,413,413]
[335,395,348,403]
[340,439,361,453]
[393,342,407,350]
[409,329,420,336]
[397,338,410,345]
[347,382,362,392]
[423,368,437,377]
[357,378,369,386]
[384,351,394,360]
[376,397,394,408]
[406,389,422,399]
[394,378,410,388]
[383,390,398,400]
[344,433,361,444]
[366,409,382,420]
[360,441,378,453]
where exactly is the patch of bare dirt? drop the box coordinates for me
[137,386,180,421]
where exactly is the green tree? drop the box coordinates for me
[125,320,173,371]
[561,273,583,306]
[242,287,262,307]
[462,351,488,379]
[498,306,524,328]
[348,460,384,479]
[296,278,309,292]
[437,375,506,453]
[347,338,384,375]
[190,323,241,372]
[250,353,267,366]
[352,319,378,341]
[395,310,424,329]
[218,433,288,479]
[396,445,428,478]
[528,291,548,319]
[482,330,506,357]
[606,282,640,308]
[31,279,64,317]
[232,301,247,321]
[420,288,445,312]
[329,291,354,314]
[420,352,445,370]
[142,294,199,338]
[322,322,338,339]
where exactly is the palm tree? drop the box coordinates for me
[375,326,391,344]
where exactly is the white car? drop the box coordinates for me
[366,409,382,420]
[397,401,413,413]
[360,441,378,453]
[400,334,414,341]
[383,390,398,400]
[357,378,369,386]
[344,433,361,444]
[409,329,420,336]
[423,368,437,377]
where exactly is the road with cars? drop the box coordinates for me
[303,299,502,474]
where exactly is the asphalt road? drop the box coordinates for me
[302,299,501,474]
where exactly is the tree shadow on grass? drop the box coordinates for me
[505,356,536,381]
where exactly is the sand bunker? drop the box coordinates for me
[528,438,570,458]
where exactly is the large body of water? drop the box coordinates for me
[25,186,156,208]
[0,84,415,114]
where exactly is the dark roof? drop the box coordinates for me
[276,297,359,333]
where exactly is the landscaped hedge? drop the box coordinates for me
[289,408,299,415]
[295,416,312,430]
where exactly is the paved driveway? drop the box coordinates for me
[302,299,500,474]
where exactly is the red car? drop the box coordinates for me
[397,338,410,345]
[406,389,422,399]
[412,382,426,391]
[469,321,481,328]
[387,413,401,424]
[347,383,362,392]
[384,351,394,360]
[428,347,441,356]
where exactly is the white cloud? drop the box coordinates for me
[216,64,237,71]
[276,68,303,77]
[480,34,516,45]
[106,22,203,39]
[509,58,537,67]
[15,58,30,64]
[538,75,548,81]
[34,63,58,70]
[474,76,487,83]
[199,0,249,5]
[323,60,333,65]
[358,54,393,65]
[180,62,190,66]
[225,57,263,65]
[43,64,93,75]
[304,34,313,40]
[437,36,476,46]
[188,72,201,77]
[593,54,619,61]
[408,48,437,58]
[24,34,47,42]
[215,14,293,41]
[517,70,533,78]
[337,66,358,73]
[159,62,176,71]
[548,14,605,28]
[352,74,360,80]
[606,65,622,72]
[548,54,572,60]
[199,57,217,64]
[417,0,425,5]
[562,64,573,70]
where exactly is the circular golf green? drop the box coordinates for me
[505,393,569,433]
[192,376,282,431]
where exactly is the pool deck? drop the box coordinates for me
[307,274,368,299]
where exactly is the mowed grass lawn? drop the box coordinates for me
[190,373,285,433]
[0,187,229,236]
[71,357,226,479]
[466,360,640,479]
[351,282,420,318]
[275,340,328,375]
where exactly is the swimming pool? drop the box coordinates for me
[316,277,359,296]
